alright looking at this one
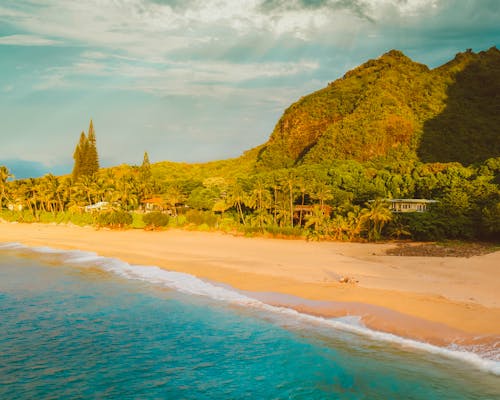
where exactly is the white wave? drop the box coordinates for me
[1,241,499,376]
[0,242,26,250]
[332,315,365,328]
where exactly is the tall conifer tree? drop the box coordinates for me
[140,151,152,181]
[86,119,99,175]
[72,120,100,180]
[72,131,87,180]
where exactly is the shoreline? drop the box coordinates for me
[1,222,499,356]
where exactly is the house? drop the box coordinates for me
[141,197,167,213]
[293,204,332,224]
[386,199,438,213]
[84,201,109,213]
[7,203,23,211]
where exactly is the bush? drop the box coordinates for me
[67,212,95,226]
[218,216,238,231]
[399,212,446,241]
[170,214,187,227]
[142,212,169,229]
[185,210,218,228]
[131,213,146,229]
[0,209,44,223]
[96,211,133,228]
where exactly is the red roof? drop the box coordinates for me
[141,197,164,204]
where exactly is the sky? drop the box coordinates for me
[1,0,499,178]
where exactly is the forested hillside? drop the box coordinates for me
[257,47,500,168]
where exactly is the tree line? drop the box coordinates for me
[1,123,499,241]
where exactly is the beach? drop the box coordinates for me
[0,221,499,352]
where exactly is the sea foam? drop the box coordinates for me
[1,241,499,376]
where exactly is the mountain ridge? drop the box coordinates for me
[255,46,500,169]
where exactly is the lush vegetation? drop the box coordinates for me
[1,48,499,242]
[1,155,499,241]
[143,212,170,229]
[257,47,500,168]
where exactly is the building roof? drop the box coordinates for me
[84,201,109,210]
[141,197,164,204]
[386,199,438,203]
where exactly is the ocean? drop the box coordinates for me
[1,243,499,399]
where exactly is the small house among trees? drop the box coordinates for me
[294,204,332,221]
[84,201,109,213]
[141,197,167,213]
[386,199,438,213]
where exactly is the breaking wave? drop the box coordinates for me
[1,241,499,376]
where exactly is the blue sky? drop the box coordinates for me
[1,0,499,178]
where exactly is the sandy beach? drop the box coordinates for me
[1,222,499,351]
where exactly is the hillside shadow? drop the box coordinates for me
[418,48,500,165]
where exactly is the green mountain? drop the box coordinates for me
[257,47,500,169]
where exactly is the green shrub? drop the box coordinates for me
[197,223,210,231]
[218,216,238,231]
[96,211,133,228]
[0,209,36,223]
[143,212,169,229]
[68,212,95,226]
[399,213,446,241]
[185,210,218,227]
[131,213,146,229]
[169,214,187,227]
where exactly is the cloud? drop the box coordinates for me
[0,1,368,56]
[0,34,59,46]
[33,55,318,96]
[1,0,499,168]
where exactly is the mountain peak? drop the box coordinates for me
[380,49,410,61]
[257,47,500,169]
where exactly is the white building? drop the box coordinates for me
[84,201,109,213]
[387,199,438,213]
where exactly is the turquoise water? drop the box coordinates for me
[0,245,499,399]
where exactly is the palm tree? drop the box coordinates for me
[274,171,297,227]
[346,206,362,240]
[227,182,248,226]
[0,166,13,209]
[24,178,41,219]
[305,205,331,235]
[74,175,99,206]
[248,180,272,230]
[329,214,350,241]
[163,185,186,218]
[115,175,140,211]
[359,199,393,241]
[311,181,333,208]
[38,174,64,213]
[296,177,309,226]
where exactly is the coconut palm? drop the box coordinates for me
[359,199,393,241]
[74,175,99,206]
[0,166,13,209]
[163,185,186,217]
[248,180,272,229]
[227,182,248,226]
[115,175,140,211]
[304,204,331,235]
[311,181,333,208]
